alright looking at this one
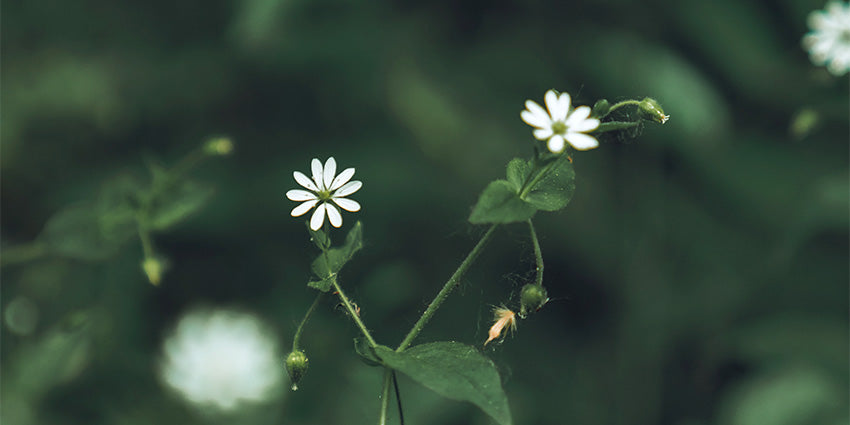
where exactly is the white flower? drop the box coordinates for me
[286,157,362,231]
[159,309,283,411]
[521,90,601,153]
[803,1,850,76]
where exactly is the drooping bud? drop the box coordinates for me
[285,350,309,391]
[141,257,166,286]
[638,98,669,124]
[519,284,548,318]
[591,99,610,118]
[203,137,234,156]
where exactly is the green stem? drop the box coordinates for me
[392,371,405,425]
[0,241,48,267]
[378,368,393,425]
[330,275,377,347]
[606,99,641,115]
[292,293,325,350]
[396,224,498,351]
[527,220,544,287]
[137,221,155,259]
[593,121,641,134]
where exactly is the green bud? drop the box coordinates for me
[519,284,548,317]
[638,98,669,124]
[141,257,166,286]
[203,137,234,156]
[591,99,610,118]
[285,350,309,390]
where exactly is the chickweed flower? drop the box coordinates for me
[159,309,283,411]
[803,1,850,76]
[484,307,517,347]
[521,90,600,153]
[286,157,362,231]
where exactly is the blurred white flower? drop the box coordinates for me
[160,309,283,411]
[521,90,600,153]
[286,157,362,231]
[803,1,850,76]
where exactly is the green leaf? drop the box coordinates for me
[353,337,381,367]
[506,158,531,190]
[469,180,536,224]
[149,180,215,231]
[307,225,330,250]
[310,221,364,280]
[96,174,143,242]
[374,342,512,425]
[520,158,576,212]
[40,203,128,261]
[307,277,334,292]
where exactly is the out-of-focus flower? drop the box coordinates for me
[286,157,362,231]
[521,90,600,153]
[159,309,283,411]
[803,1,850,76]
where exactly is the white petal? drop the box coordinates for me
[334,180,362,197]
[566,133,599,150]
[323,157,337,190]
[286,189,318,201]
[521,110,550,128]
[566,107,599,132]
[333,197,361,212]
[546,91,569,121]
[330,168,355,191]
[325,203,342,228]
[293,171,319,191]
[547,135,566,153]
[311,158,324,190]
[524,100,551,122]
[534,128,553,140]
[291,199,319,217]
[310,203,327,230]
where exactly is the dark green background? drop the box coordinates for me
[2,0,848,424]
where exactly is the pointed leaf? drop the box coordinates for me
[307,225,331,250]
[506,158,532,190]
[374,342,512,425]
[310,221,364,281]
[353,337,381,367]
[520,158,576,212]
[307,277,334,292]
[469,180,536,224]
[149,180,215,231]
[40,203,128,261]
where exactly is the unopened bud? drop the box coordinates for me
[285,350,309,391]
[141,257,166,286]
[519,284,548,317]
[638,98,669,124]
[203,137,234,156]
[591,99,610,118]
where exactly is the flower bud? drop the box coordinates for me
[638,98,669,124]
[141,257,166,286]
[591,99,610,118]
[519,284,548,317]
[285,350,309,390]
[203,137,234,156]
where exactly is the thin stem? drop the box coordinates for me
[396,224,498,351]
[392,371,405,425]
[137,221,155,259]
[527,220,544,287]
[330,276,377,347]
[0,241,48,267]
[378,368,393,425]
[594,121,641,134]
[607,99,641,115]
[292,293,325,350]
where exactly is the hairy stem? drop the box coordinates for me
[527,219,544,287]
[378,368,393,425]
[606,99,641,115]
[292,293,325,350]
[396,224,498,351]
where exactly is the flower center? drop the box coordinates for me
[840,29,850,44]
[551,121,567,135]
[316,190,332,201]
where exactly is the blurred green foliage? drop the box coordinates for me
[2,0,847,424]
